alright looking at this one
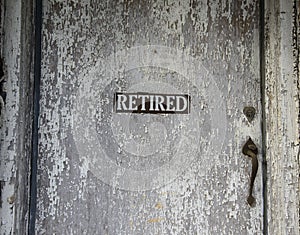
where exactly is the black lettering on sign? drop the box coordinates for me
[114,92,191,114]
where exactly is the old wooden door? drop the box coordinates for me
[35,0,264,234]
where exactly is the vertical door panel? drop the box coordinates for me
[37,1,262,234]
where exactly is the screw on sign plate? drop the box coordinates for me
[243,106,256,122]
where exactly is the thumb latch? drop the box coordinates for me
[242,138,258,207]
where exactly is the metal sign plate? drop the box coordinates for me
[114,92,191,114]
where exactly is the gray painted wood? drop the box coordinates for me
[264,1,300,234]
[36,1,263,234]
[0,1,34,234]
[1,0,299,234]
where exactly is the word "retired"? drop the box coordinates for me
[114,92,190,114]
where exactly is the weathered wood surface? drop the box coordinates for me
[0,0,34,234]
[264,0,300,234]
[0,0,299,235]
[37,1,263,234]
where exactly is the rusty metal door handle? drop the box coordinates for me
[242,138,258,207]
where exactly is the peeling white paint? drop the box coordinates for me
[265,0,300,234]
[35,1,264,234]
[2,0,298,234]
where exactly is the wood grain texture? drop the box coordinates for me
[264,0,300,234]
[37,1,263,234]
[0,1,34,234]
[1,1,299,234]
